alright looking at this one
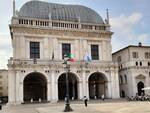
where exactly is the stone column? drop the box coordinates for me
[51,70,58,102]
[114,69,120,98]
[111,70,116,98]
[111,69,120,98]
[78,81,83,99]
[16,71,21,104]
[131,70,137,96]
[8,70,16,105]
[47,81,51,101]
[147,71,150,95]
[86,80,89,99]
[129,69,136,97]
[82,71,86,97]
[20,82,24,103]
[82,71,89,98]
[55,81,58,101]
[107,81,112,98]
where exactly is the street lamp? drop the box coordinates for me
[63,60,73,112]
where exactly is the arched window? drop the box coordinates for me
[140,62,142,66]
[136,62,138,66]
[148,62,150,66]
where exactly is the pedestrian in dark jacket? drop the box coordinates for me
[83,96,88,107]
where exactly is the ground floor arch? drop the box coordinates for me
[23,72,47,102]
[88,72,108,99]
[137,81,145,96]
[58,72,78,100]
[121,90,125,98]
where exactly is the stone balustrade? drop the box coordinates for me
[8,58,116,69]
[11,17,108,31]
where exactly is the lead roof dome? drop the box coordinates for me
[18,1,104,24]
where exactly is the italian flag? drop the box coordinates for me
[65,53,75,62]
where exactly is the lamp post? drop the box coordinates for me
[63,60,73,112]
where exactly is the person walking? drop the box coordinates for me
[83,96,88,107]
[101,94,105,101]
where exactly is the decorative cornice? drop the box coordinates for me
[10,25,113,38]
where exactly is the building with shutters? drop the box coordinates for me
[0,70,8,97]
[113,43,150,98]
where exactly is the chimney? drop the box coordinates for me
[138,42,142,47]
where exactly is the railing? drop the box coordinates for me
[8,58,116,68]
[12,17,108,31]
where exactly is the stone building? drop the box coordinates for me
[8,0,119,104]
[0,69,8,96]
[113,43,150,97]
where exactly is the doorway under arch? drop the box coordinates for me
[58,73,78,100]
[137,81,145,96]
[88,72,107,99]
[23,72,47,102]
[121,90,125,98]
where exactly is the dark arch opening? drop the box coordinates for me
[88,72,107,99]
[137,81,145,96]
[23,72,47,102]
[121,90,125,98]
[58,73,78,100]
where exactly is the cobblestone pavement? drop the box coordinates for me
[1,100,150,113]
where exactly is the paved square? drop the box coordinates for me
[1,101,150,113]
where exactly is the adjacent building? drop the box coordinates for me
[0,70,8,96]
[113,43,150,97]
[8,1,120,104]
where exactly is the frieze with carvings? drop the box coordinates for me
[11,26,112,39]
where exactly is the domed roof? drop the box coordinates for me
[18,1,104,24]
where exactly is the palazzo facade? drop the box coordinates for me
[8,1,119,104]
[113,43,150,97]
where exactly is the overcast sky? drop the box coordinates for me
[0,0,150,69]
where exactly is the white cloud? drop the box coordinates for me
[0,34,12,69]
[137,34,148,42]
[110,12,142,39]
[110,12,149,52]
[111,12,142,29]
